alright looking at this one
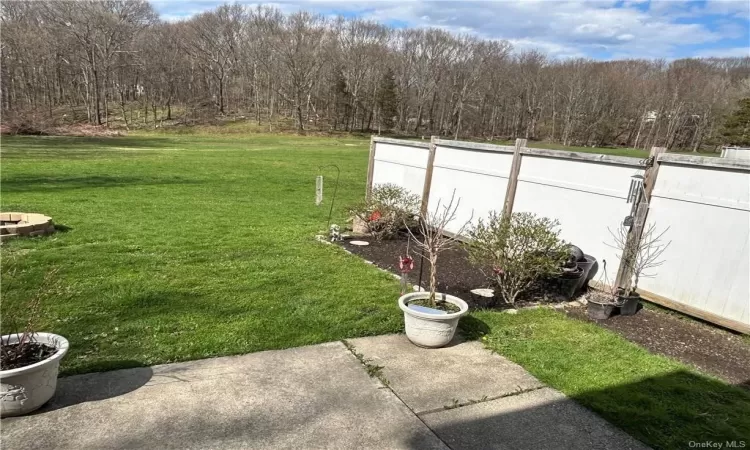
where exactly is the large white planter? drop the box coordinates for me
[398,292,469,348]
[1,332,69,417]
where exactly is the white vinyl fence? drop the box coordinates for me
[367,136,750,334]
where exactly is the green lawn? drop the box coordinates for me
[1,131,746,449]
[487,138,720,158]
[1,133,403,374]
[465,308,750,450]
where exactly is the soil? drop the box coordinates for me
[341,233,489,303]
[409,298,461,313]
[1,341,56,371]
[568,305,750,389]
[340,233,570,309]
[340,233,750,390]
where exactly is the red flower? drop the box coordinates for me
[399,255,414,273]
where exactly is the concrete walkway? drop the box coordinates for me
[2,335,649,450]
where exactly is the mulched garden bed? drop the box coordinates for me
[339,233,569,309]
[567,306,750,389]
[339,233,750,390]
[341,234,489,303]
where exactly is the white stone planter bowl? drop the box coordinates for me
[1,332,69,417]
[398,292,469,348]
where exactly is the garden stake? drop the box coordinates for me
[317,165,340,229]
[416,218,425,291]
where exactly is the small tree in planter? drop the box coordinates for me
[465,211,568,306]
[398,191,472,348]
[607,222,670,315]
[1,265,69,417]
[348,183,420,241]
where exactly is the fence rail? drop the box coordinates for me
[368,136,750,334]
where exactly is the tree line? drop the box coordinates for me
[2,1,749,150]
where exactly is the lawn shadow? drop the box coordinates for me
[29,363,152,416]
[1,174,201,193]
[458,314,491,340]
[1,135,180,162]
[54,223,73,233]
[408,369,750,450]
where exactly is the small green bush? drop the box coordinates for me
[466,211,568,304]
[348,184,420,240]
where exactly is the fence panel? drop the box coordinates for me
[512,153,643,283]
[367,137,750,332]
[371,139,429,197]
[639,156,750,329]
[427,142,514,235]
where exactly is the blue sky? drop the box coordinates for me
[153,0,750,60]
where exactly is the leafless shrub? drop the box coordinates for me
[0,256,60,370]
[405,190,472,306]
[607,222,671,294]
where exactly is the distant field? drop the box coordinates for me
[356,129,718,158]
[485,139,719,158]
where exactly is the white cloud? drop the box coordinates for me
[152,0,749,59]
[693,46,750,58]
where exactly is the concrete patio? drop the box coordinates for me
[1,335,649,450]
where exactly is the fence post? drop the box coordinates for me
[613,146,666,290]
[366,136,376,200]
[419,136,438,216]
[501,138,526,218]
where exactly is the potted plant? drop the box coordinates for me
[588,223,670,320]
[348,183,420,240]
[586,262,618,320]
[399,192,471,348]
[608,223,670,316]
[1,268,69,417]
[466,211,568,306]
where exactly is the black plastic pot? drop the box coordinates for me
[557,267,584,300]
[587,298,615,320]
[575,255,596,292]
[618,292,641,316]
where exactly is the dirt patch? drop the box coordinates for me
[568,305,750,389]
[340,234,491,305]
[339,234,576,310]
[341,234,750,389]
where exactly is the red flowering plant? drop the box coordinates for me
[347,183,420,241]
[398,254,414,295]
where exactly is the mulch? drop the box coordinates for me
[339,234,750,390]
[341,234,489,302]
[567,306,750,389]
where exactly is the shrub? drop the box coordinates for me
[466,211,568,305]
[348,184,420,240]
[405,190,472,307]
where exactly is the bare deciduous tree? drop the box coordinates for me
[405,191,472,306]
[1,0,748,148]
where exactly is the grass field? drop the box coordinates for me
[1,132,403,375]
[466,309,750,450]
[1,130,745,449]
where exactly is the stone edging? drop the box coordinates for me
[0,212,56,241]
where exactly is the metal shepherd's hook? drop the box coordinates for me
[317,165,340,229]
